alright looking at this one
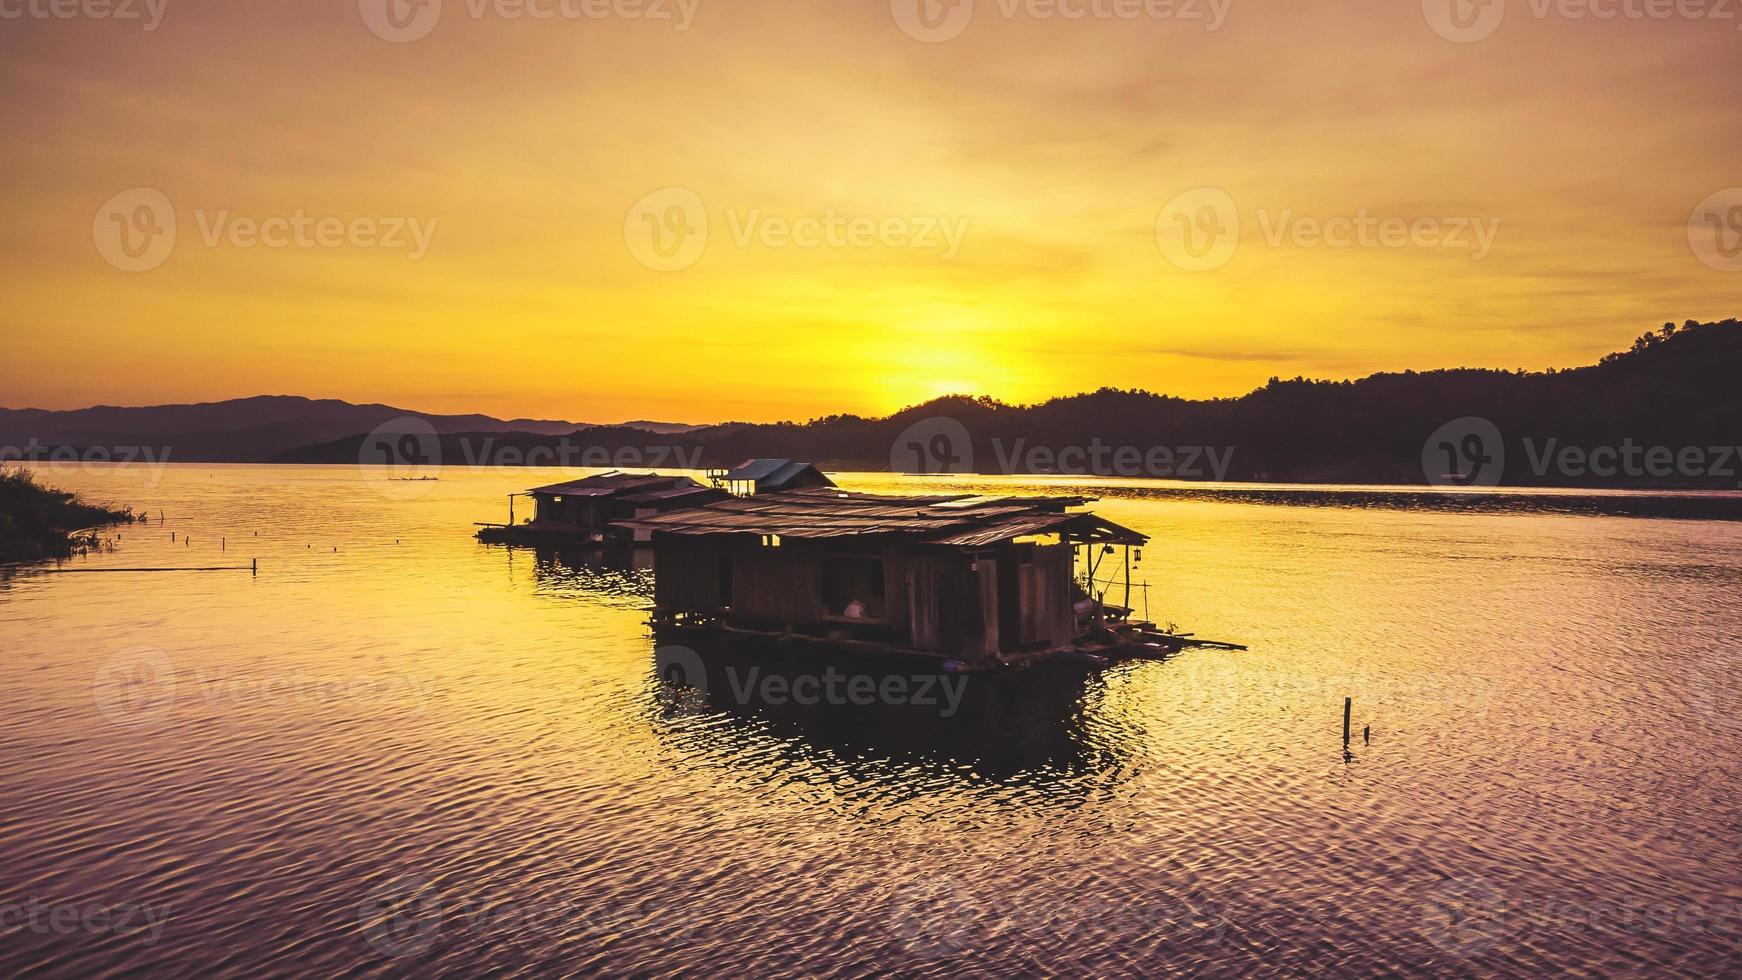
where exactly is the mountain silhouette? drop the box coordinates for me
[8,319,1740,488]
[0,395,697,463]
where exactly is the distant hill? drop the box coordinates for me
[0,395,698,463]
[9,319,1741,488]
[273,316,1742,488]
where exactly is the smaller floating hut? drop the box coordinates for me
[477,471,727,546]
[706,458,836,496]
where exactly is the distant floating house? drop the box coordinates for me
[476,471,727,546]
[707,458,836,496]
[613,485,1235,668]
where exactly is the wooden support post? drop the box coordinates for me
[252,558,258,575]
[1343,697,1352,747]
[1123,545,1132,612]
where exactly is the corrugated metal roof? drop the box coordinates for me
[722,458,791,482]
[613,487,1147,545]
[620,486,728,505]
[924,513,1080,547]
[527,472,700,497]
[718,458,836,490]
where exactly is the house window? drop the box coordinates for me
[821,556,885,621]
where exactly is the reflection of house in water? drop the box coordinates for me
[518,545,657,606]
[477,471,726,546]
[649,635,1117,782]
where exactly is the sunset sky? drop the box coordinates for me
[1,0,1738,423]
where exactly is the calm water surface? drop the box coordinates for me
[3,465,1741,977]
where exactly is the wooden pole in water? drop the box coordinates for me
[252,558,257,575]
[1343,697,1352,747]
[509,493,515,527]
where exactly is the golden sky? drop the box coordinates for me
[1,0,1738,423]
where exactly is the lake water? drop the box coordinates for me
[3,465,1740,977]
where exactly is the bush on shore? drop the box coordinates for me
[0,467,138,562]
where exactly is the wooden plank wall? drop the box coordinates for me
[653,538,724,612]
[1018,543,1074,648]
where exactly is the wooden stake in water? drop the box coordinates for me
[1343,697,1352,747]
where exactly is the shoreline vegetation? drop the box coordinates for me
[0,467,139,563]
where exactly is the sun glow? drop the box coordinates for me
[1,4,1737,422]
